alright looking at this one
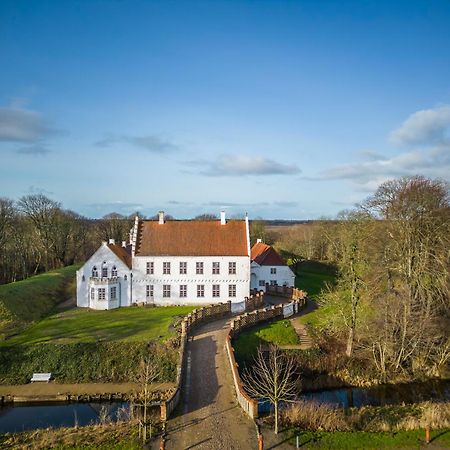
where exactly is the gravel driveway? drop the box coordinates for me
[165,318,258,450]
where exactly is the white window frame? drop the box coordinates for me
[197,284,205,297]
[90,288,95,300]
[270,267,277,274]
[229,262,236,275]
[163,284,171,298]
[110,286,117,300]
[163,262,171,275]
[146,262,154,275]
[180,284,187,297]
[146,285,154,298]
[228,284,236,297]
[111,266,118,277]
[196,262,204,275]
[212,284,220,297]
[98,288,106,300]
[212,262,220,275]
[259,280,265,287]
[92,267,98,277]
[102,267,108,278]
[270,280,277,286]
[179,262,187,274]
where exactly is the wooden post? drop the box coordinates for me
[425,427,430,444]
[160,436,165,450]
[258,432,264,450]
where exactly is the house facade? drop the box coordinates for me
[76,212,251,310]
[250,240,295,292]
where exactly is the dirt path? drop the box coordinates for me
[166,318,258,450]
[289,298,317,350]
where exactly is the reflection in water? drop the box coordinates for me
[300,379,450,408]
[0,402,130,434]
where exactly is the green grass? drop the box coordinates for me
[233,319,299,367]
[290,428,450,449]
[2,305,195,345]
[0,265,80,339]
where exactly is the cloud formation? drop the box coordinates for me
[0,106,58,142]
[188,154,300,176]
[389,105,450,146]
[95,134,179,153]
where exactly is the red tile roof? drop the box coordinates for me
[135,220,248,256]
[251,242,286,266]
[108,243,132,268]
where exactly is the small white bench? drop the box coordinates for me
[31,373,52,383]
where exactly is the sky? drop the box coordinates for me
[1,0,450,219]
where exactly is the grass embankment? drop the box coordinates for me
[0,265,80,340]
[3,305,194,345]
[233,319,299,367]
[290,429,450,449]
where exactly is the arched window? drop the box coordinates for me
[92,266,98,277]
[102,266,108,278]
[111,266,118,277]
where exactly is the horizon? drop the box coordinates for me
[1,0,450,219]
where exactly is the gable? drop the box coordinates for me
[251,243,287,266]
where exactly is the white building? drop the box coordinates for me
[250,240,295,292]
[76,212,251,310]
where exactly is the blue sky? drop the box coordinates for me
[1,0,450,219]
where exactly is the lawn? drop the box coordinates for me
[0,265,80,339]
[2,305,195,345]
[233,319,299,367]
[290,429,450,449]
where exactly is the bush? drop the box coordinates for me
[0,341,177,384]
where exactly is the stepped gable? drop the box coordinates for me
[251,242,286,266]
[135,219,248,256]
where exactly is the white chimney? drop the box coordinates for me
[158,211,165,225]
[122,241,126,248]
[108,238,115,245]
[220,211,226,225]
[257,238,262,243]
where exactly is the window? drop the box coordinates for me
[228,284,236,297]
[197,284,205,297]
[102,267,108,278]
[270,267,277,274]
[146,285,154,298]
[163,285,171,298]
[124,274,128,281]
[163,262,171,275]
[90,288,95,300]
[270,280,277,286]
[212,262,220,274]
[229,262,236,275]
[196,262,203,274]
[212,284,220,297]
[92,266,98,277]
[179,262,187,274]
[259,280,266,287]
[146,262,154,275]
[82,275,85,282]
[110,287,117,300]
[98,288,106,300]
[111,266,117,277]
[180,285,187,297]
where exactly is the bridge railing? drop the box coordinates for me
[265,283,307,300]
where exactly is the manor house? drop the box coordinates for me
[76,211,294,310]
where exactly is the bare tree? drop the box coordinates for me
[193,213,218,220]
[242,346,298,434]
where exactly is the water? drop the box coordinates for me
[300,379,450,409]
[0,401,130,434]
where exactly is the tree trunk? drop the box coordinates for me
[274,401,279,434]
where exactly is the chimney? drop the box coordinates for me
[108,239,115,245]
[158,211,165,225]
[257,238,262,243]
[122,241,126,248]
[220,211,226,225]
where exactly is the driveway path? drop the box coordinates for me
[166,318,257,450]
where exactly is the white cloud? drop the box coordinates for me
[389,105,450,146]
[188,154,300,176]
[16,145,51,155]
[0,106,58,142]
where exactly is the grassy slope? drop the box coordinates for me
[2,305,195,345]
[0,265,80,339]
[291,429,450,449]
[233,319,299,367]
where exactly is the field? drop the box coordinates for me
[0,265,80,340]
[3,305,195,346]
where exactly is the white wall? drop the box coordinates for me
[250,262,295,291]
[132,255,250,305]
[76,243,131,310]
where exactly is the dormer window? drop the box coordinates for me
[92,266,98,277]
[111,266,118,277]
